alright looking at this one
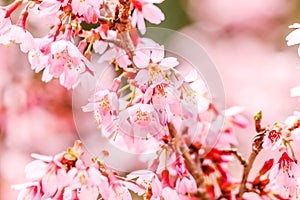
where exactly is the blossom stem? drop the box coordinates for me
[219,148,247,167]
[168,123,210,200]
[129,87,136,105]
[117,84,130,94]
[285,140,296,161]
[4,0,23,18]
[164,148,168,170]
[238,131,265,199]
[98,16,114,26]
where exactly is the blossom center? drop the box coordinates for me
[133,0,143,11]
[132,108,151,127]
[268,130,281,144]
[278,152,294,174]
[97,95,111,113]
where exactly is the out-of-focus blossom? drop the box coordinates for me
[290,85,300,98]
[186,0,293,31]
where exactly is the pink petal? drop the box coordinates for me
[42,66,53,82]
[159,57,179,69]
[133,51,150,68]
[225,106,245,116]
[232,114,248,128]
[162,187,180,200]
[150,47,164,63]
[51,40,67,54]
[39,0,61,16]
[184,69,198,82]
[93,40,108,54]
[60,69,78,89]
[144,86,154,103]
[98,48,117,63]
[122,181,145,195]
[142,4,165,24]
[135,70,149,87]
[78,186,98,200]
[116,54,132,68]
[31,153,53,162]
[25,160,48,180]
[137,12,146,34]
[286,29,300,46]
[63,187,73,200]
[131,9,138,27]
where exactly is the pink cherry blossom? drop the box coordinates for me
[5,0,300,199]
[127,170,163,199]
[119,103,166,140]
[174,157,197,195]
[133,46,179,87]
[179,79,210,117]
[33,0,62,22]
[132,0,165,34]
[0,24,35,53]
[12,141,111,200]
[262,127,283,150]
[30,39,91,89]
[71,0,102,24]
[96,30,132,68]
[224,106,248,129]
[268,152,300,199]
[82,89,119,137]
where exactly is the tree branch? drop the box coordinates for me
[98,16,114,27]
[237,131,265,199]
[168,123,210,200]
[219,148,247,167]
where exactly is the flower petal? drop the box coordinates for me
[159,57,179,69]
[133,51,150,68]
[142,4,165,24]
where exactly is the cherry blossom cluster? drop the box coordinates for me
[2,0,300,199]
[237,111,300,199]
[11,140,147,199]
[0,0,164,89]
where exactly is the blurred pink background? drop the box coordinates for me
[2,0,300,199]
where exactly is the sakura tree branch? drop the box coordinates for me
[116,0,135,57]
[238,111,266,199]
[168,123,211,200]
[98,16,114,27]
[237,131,265,200]
[219,148,247,167]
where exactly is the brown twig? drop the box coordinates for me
[116,0,135,54]
[219,148,247,167]
[168,123,210,200]
[237,131,265,200]
[98,16,114,26]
